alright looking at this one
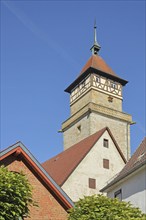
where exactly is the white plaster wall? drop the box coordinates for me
[62,130,125,202]
[107,166,146,213]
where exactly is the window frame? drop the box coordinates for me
[111,82,117,89]
[96,76,100,83]
[103,139,109,148]
[89,178,96,189]
[103,159,109,169]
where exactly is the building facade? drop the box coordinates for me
[101,137,146,213]
[42,127,127,202]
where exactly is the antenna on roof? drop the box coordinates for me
[90,19,101,55]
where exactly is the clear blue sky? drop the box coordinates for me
[1,0,145,162]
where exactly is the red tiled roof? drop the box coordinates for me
[42,127,126,186]
[101,137,146,191]
[80,54,117,77]
[65,54,127,93]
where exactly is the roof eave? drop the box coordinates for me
[0,143,74,209]
[65,67,128,93]
[100,160,146,192]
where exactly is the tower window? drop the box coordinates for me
[103,139,109,148]
[89,178,96,189]
[103,159,109,169]
[77,125,81,133]
[96,76,100,83]
[114,189,122,200]
[82,81,86,87]
[111,82,117,89]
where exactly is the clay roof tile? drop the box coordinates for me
[80,54,117,77]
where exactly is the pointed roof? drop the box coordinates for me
[65,25,128,93]
[0,142,74,209]
[42,127,126,186]
[101,137,146,192]
[80,54,117,76]
[65,54,128,93]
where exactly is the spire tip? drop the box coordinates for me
[90,20,101,55]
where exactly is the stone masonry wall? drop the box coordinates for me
[63,111,131,160]
[71,88,122,116]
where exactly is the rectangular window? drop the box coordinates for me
[103,139,109,148]
[114,189,122,200]
[103,159,109,169]
[96,76,100,83]
[89,178,96,189]
[111,82,117,89]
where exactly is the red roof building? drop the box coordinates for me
[0,142,74,220]
[42,127,127,202]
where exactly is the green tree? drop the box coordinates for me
[68,194,146,220]
[0,166,36,220]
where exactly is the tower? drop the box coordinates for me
[62,24,133,160]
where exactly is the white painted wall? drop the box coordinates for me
[107,166,146,213]
[62,130,125,202]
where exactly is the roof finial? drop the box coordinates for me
[90,20,101,55]
[94,19,97,44]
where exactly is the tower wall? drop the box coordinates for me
[90,112,131,159]
[62,36,133,161]
[71,88,123,116]
[62,103,132,160]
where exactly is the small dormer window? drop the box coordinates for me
[111,82,117,89]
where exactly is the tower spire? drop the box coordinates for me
[90,20,101,55]
[94,19,97,44]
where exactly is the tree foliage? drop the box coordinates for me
[0,166,36,220]
[68,194,146,220]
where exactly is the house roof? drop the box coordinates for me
[0,142,74,210]
[101,137,146,192]
[65,54,128,93]
[42,127,126,186]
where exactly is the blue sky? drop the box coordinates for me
[1,0,145,162]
